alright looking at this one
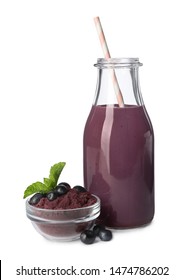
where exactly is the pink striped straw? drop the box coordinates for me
[94,17,124,107]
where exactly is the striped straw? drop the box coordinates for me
[94,17,124,107]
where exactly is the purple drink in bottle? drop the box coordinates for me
[83,58,154,228]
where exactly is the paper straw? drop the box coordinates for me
[94,17,124,107]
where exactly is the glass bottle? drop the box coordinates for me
[83,58,154,228]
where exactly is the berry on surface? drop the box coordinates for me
[93,224,105,236]
[80,230,96,244]
[98,229,112,241]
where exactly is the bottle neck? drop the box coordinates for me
[93,58,143,107]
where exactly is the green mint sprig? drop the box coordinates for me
[23,162,66,199]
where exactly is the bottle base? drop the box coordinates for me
[103,217,154,230]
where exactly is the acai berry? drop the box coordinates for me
[80,230,96,244]
[29,193,44,205]
[73,185,87,193]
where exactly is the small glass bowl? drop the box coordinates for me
[26,195,100,241]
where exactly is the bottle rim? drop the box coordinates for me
[94,58,143,68]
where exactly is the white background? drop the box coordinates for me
[0,0,184,279]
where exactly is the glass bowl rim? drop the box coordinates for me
[26,194,100,213]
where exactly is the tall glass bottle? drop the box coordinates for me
[83,58,154,228]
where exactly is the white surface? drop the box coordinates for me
[0,0,184,279]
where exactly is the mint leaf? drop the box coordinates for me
[23,162,66,199]
[23,181,49,199]
[49,162,66,186]
[43,177,55,190]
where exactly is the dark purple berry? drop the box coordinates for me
[57,182,71,190]
[29,193,44,205]
[93,224,105,236]
[98,229,112,241]
[55,185,68,195]
[46,191,58,201]
[73,185,87,192]
[80,230,96,244]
